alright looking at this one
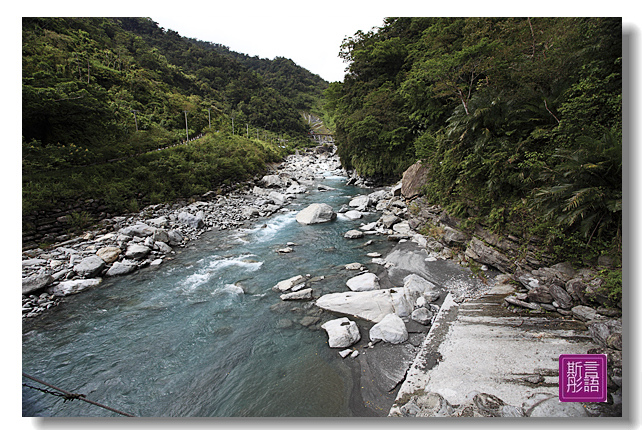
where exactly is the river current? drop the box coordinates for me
[22,173,397,417]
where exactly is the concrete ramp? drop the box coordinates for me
[389,286,602,417]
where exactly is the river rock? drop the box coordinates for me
[401,161,429,199]
[96,246,121,264]
[22,258,47,268]
[346,272,380,291]
[280,288,313,301]
[267,191,287,206]
[152,228,170,244]
[296,203,336,225]
[549,284,573,309]
[74,255,106,278]
[403,274,440,303]
[572,305,606,322]
[410,307,434,325]
[105,261,138,277]
[566,278,589,304]
[178,211,204,229]
[369,313,408,344]
[344,229,364,239]
[49,278,102,296]
[22,273,54,295]
[125,244,151,260]
[321,317,361,348]
[380,214,400,229]
[273,275,306,292]
[442,226,468,245]
[348,195,369,209]
[527,286,554,304]
[392,221,412,235]
[316,290,396,323]
[167,229,184,245]
[260,174,284,188]
[119,223,155,237]
[343,210,363,220]
[155,241,173,254]
[147,216,169,228]
[285,183,307,194]
[345,262,365,270]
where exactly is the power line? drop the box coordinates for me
[22,372,135,417]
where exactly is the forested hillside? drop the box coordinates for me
[325,17,622,256]
[22,17,327,242]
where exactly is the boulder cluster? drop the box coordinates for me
[21,147,342,319]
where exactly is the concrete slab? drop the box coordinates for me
[389,290,599,415]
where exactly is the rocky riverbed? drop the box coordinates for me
[22,147,623,417]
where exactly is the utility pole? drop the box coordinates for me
[232,117,234,135]
[246,123,249,138]
[130,109,139,131]
[183,111,189,141]
[207,108,212,129]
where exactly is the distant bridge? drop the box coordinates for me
[309,132,334,143]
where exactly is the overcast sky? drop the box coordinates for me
[153,10,387,83]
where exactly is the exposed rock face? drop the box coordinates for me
[295,203,336,225]
[321,317,361,348]
[401,161,429,199]
[465,237,516,273]
[369,313,408,344]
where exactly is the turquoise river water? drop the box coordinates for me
[22,173,398,417]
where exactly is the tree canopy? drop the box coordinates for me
[325,17,621,250]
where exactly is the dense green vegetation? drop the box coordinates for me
[325,17,622,262]
[22,17,327,226]
[23,132,287,216]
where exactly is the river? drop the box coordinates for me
[22,173,398,417]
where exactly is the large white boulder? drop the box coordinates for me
[296,203,336,225]
[346,272,380,292]
[369,313,408,344]
[316,290,396,323]
[321,317,361,348]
